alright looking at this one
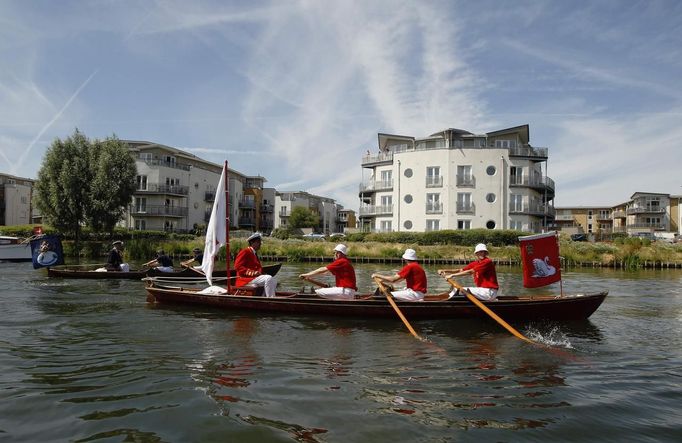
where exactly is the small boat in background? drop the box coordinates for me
[0,236,32,262]
[47,262,282,280]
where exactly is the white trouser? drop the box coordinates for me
[120,263,130,272]
[155,266,174,273]
[315,287,357,299]
[391,288,425,301]
[450,287,498,301]
[251,274,277,297]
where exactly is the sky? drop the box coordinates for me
[1,0,681,209]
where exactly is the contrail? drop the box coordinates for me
[11,69,99,175]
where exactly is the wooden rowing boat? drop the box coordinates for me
[143,280,607,321]
[47,263,282,280]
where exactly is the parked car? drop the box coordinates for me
[329,233,346,239]
[302,233,326,241]
[570,233,587,242]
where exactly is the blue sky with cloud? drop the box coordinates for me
[1,0,681,209]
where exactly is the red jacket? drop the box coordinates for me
[234,247,263,287]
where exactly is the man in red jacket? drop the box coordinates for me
[299,244,357,299]
[234,232,277,297]
[438,243,498,301]
[372,248,427,301]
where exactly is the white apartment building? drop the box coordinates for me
[274,191,344,234]
[0,173,33,226]
[359,125,555,233]
[123,141,275,233]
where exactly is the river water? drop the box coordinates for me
[1,261,680,442]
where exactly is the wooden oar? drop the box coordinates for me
[373,277,424,341]
[301,276,329,288]
[446,277,534,344]
[181,263,205,275]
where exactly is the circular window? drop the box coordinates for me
[486,193,496,203]
[486,220,496,229]
[403,220,413,229]
[486,166,496,176]
[404,168,413,178]
[404,194,413,203]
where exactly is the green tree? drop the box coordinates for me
[34,129,92,249]
[87,136,137,235]
[289,206,320,229]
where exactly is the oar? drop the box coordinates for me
[446,277,534,344]
[301,275,329,288]
[181,262,205,275]
[373,277,424,341]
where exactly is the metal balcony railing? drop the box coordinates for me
[129,204,188,217]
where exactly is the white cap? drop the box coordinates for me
[247,232,262,242]
[474,243,488,254]
[402,248,418,261]
[334,244,348,255]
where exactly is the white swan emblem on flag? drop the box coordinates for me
[532,256,556,277]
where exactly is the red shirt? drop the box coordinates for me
[398,261,427,293]
[326,256,357,290]
[463,257,499,289]
[234,247,262,287]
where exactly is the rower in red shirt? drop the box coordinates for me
[234,232,277,297]
[438,243,499,301]
[299,244,357,299]
[372,248,427,301]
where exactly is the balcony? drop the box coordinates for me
[613,210,626,218]
[509,203,556,217]
[508,146,548,160]
[456,175,475,187]
[426,202,443,214]
[509,175,555,195]
[359,179,394,194]
[260,204,274,213]
[627,222,666,230]
[626,207,666,215]
[239,200,256,209]
[129,204,188,217]
[136,184,189,196]
[361,152,393,167]
[239,217,255,226]
[426,176,443,188]
[359,205,393,216]
[456,203,475,214]
[596,213,612,221]
[138,157,192,171]
[555,214,575,221]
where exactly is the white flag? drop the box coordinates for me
[200,165,227,285]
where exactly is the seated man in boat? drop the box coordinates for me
[372,248,427,301]
[299,244,357,299]
[105,240,130,272]
[234,232,277,297]
[180,247,203,269]
[438,243,498,301]
[144,249,174,273]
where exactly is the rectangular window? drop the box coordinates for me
[456,165,473,186]
[136,175,147,191]
[457,220,471,230]
[510,166,523,185]
[380,170,392,182]
[510,195,523,212]
[495,139,516,148]
[510,220,523,231]
[426,220,440,231]
[426,166,442,187]
[380,195,392,206]
[426,193,441,213]
[456,192,472,213]
[135,197,147,212]
[380,220,392,232]
[134,219,146,230]
[588,210,593,220]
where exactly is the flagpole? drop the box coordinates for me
[224,161,231,292]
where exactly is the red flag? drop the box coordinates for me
[519,232,561,288]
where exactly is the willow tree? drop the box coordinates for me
[34,130,137,250]
[87,136,137,235]
[34,130,92,249]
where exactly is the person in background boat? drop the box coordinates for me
[299,244,357,299]
[438,243,498,301]
[234,232,277,297]
[181,247,203,268]
[105,240,130,272]
[143,249,174,273]
[371,248,427,301]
